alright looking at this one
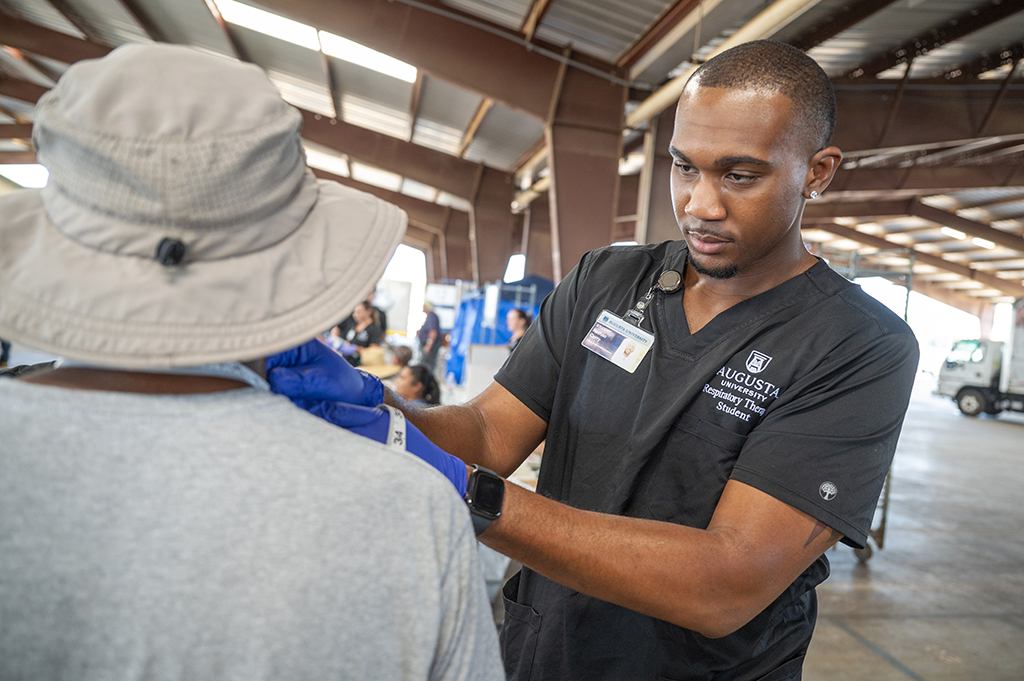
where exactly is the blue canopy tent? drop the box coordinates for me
[444,276,554,385]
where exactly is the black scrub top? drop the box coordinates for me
[494,241,918,681]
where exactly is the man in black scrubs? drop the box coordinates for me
[275,40,918,680]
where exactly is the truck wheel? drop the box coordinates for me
[957,389,987,416]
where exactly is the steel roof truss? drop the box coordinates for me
[846,1,1024,79]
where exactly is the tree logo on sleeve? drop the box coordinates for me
[745,350,773,374]
[819,481,838,501]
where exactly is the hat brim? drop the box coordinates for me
[0,177,407,368]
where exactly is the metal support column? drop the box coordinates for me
[645,107,680,245]
[904,251,914,322]
[544,55,627,281]
[524,199,555,281]
[444,210,475,282]
[471,167,517,285]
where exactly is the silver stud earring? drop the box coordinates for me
[809,190,818,199]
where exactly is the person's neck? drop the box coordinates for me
[19,360,265,394]
[683,248,818,333]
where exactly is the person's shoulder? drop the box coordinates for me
[273,406,471,517]
[580,240,686,279]
[589,240,684,263]
[807,262,916,340]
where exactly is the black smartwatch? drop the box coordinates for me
[464,465,505,536]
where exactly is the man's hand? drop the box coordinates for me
[298,399,468,496]
[266,338,383,406]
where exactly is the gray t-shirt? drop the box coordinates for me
[0,379,504,681]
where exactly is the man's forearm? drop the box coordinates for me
[382,381,547,476]
[479,479,843,639]
[480,481,743,637]
[382,387,503,472]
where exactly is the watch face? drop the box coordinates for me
[472,472,504,518]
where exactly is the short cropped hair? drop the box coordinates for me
[687,40,836,150]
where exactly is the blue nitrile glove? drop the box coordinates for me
[299,400,468,496]
[266,338,383,407]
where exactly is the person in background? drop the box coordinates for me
[331,288,388,340]
[394,364,441,407]
[506,309,532,353]
[417,301,441,371]
[0,338,10,368]
[345,300,384,355]
[0,43,502,681]
[366,289,389,335]
[392,345,414,370]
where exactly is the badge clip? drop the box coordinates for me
[624,270,682,327]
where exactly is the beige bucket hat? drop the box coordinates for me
[0,43,406,369]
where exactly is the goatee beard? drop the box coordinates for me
[687,253,738,280]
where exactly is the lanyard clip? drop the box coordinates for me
[625,287,655,326]
[624,270,682,327]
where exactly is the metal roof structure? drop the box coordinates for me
[1,0,1023,317]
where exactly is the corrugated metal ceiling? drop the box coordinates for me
[1,0,1022,302]
[533,0,669,63]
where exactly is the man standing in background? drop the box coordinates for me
[417,301,442,371]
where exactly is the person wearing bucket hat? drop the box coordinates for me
[0,44,502,681]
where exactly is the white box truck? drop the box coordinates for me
[936,299,1024,416]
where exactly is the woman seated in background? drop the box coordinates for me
[394,364,441,407]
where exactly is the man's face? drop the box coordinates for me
[669,85,814,281]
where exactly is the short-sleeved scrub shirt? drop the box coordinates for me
[494,241,919,681]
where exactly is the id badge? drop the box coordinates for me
[581,309,655,374]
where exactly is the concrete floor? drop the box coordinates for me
[804,375,1024,681]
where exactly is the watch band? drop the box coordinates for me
[470,512,492,536]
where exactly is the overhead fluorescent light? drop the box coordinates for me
[303,146,350,177]
[319,32,417,83]
[349,162,402,192]
[213,1,416,83]
[214,0,319,50]
[0,164,49,188]
[941,227,966,240]
[401,178,439,203]
[972,237,995,249]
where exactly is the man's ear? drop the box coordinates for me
[805,146,843,198]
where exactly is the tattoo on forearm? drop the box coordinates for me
[804,521,841,548]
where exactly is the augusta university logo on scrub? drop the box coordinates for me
[746,351,772,373]
[701,350,782,423]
